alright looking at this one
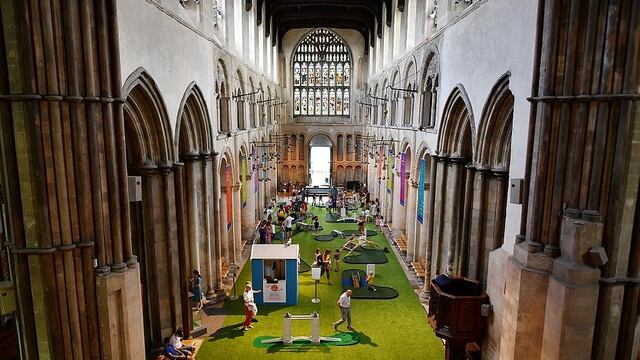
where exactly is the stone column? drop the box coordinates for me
[468,168,487,280]
[232,183,243,260]
[0,1,143,357]
[201,153,215,298]
[242,174,257,243]
[211,153,224,291]
[391,169,405,234]
[446,157,465,275]
[405,181,418,260]
[172,162,192,336]
[542,214,603,359]
[498,1,640,358]
[183,153,201,280]
[431,156,448,276]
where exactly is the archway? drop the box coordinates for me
[122,69,182,348]
[431,85,474,278]
[308,133,333,186]
[176,82,219,334]
[467,74,513,285]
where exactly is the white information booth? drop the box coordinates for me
[250,244,299,305]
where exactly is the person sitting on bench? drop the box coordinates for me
[366,271,377,292]
[169,329,194,356]
[164,337,191,359]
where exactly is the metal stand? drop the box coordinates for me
[311,280,320,303]
[229,264,239,300]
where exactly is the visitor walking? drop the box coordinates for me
[283,212,294,241]
[333,290,354,331]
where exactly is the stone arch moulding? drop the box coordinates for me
[412,142,434,181]
[437,84,476,157]
[219,147,238,182]
[175,81,213,156]
[475,72,513,170]
[122,67,175,165]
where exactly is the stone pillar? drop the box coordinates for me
[431,156,448,276]
[446,158,465,275]
[0,0,143,357]
[541,214,603,359]
[211,153,224,291]
[468,168,487,280]
[405,181,418,260]
[201,153,216,298]
[219,185,232,265]
[391,169,405,234]
[232,183,243,260]
[183,154,201,280]
[242,174,257,243]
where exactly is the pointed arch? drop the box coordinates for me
[438,85,475,158]
[475,73,514,170]
[176,82,213,155]
[122,68,175,165]
[420,48,440,129]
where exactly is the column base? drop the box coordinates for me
[96,266,146,360]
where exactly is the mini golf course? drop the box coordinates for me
[196,206,444,360]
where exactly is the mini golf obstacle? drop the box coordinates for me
[341,269,399,299]
[325,213,357,223]
[298,258,311,273]
[313,229,378,242]
[260,312,342,345]
[343,248,388,264]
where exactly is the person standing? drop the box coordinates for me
[333,290,354,331]
[322,249,333,285]
[333,248,341,272]
[265,221,273,244]
[283,212,294,242]
[190,270,204,310]
[242,283,261,331]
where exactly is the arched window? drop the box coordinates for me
[293,29,351,117]
[421,52,439,129]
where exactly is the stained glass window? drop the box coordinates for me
[292,29,351,116]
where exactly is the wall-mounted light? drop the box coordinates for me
[179,0,200,8]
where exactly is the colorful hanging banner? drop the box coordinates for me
[417,159,426,224]
[400,152,407,206]
[253,147,258,193]
[377,145,383,180]
[240,154,247,208]
[386,148,393,194]
[225,164,233,231]
[262,147,268,184]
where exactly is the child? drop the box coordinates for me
[313,215,320,235]
[375,215,382,231]
[366,271,377,292]
[333,248,340,272]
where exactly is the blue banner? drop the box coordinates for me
[417,159,426,224]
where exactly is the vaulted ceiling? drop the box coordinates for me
[245,0,404,52]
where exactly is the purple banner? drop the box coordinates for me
[400,152,406,206]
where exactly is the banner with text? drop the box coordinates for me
[417,159,426,224]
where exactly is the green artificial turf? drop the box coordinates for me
[197,206,445,360]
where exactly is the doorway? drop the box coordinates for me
[308,134,334,186]
[309,147,331,186]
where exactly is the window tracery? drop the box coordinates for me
[293,29,351,116]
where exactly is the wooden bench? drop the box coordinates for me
[411,261,426,279]
[395,233,408,254]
